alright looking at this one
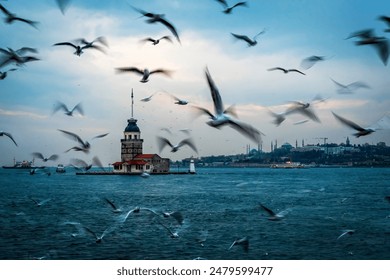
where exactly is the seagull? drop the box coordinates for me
[53,37,107,56]
[378,15,390,32]
[330,78,371,94]
[82,224,116,243]
[286,95,326,123]
[55,0,72,15]
[140,36,173,45]
[259,203,291,221]
[287,101,320,123]
[193,67,264,143]
[115,67,172,83]
[332,112,377,137]
[132,6,181,44]
[337,229,355,240]
[31,152,59,162]
[170,94,189,105]
[140,93,155,102]
[70,156,104,172]
[216,1,248,14]
[52,101,84,116]
[300,55,327,70]
[228,236,249,252]
[0,68,16,80]
[103,198,122,213]
[0,4,39,28]
[268,67,306,75]
[0,131,17,146]
[231,30,265,47]
[76,36,108,49]
[0,47,39,68]
[346,29,389,65]
[29,197,51,207]
[157,136,198,153]
[58,129,109,153]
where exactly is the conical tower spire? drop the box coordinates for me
[131,88,134,118]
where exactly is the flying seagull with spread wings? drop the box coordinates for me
[193,67,264,143]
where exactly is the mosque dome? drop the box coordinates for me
[124,118,140,133]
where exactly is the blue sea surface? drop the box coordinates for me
[0,167,389,260]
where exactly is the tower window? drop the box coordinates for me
[134,135,137,139]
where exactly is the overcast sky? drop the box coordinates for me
[1,0,390,166]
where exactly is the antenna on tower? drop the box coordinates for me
[131,88,134,118]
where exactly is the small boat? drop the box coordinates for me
[56,164,66,173]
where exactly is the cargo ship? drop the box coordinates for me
[2,158,44,169]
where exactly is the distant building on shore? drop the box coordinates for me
[112,90,170,174]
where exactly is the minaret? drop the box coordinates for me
[121,89,144,161]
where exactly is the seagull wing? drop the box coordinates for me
[232,2,248,9]
[348,81,371,90]
[205,67,224,115]
[231,33,252,44]
[115,67,144,75]
[70,158,88,169]
[156,136,173,152]
[31,152,44,160]
[260,204,276,217]
[3,132,17,146]
[58,129,86,145]
[215,0,228,8]
[13,17,39,28]
[178,138,198,153]
[160,35,173,42]
[82,226,99,240]
[53,101,70,115]
[373,39,389,65]
[268,67,286,72]
[104,198,119,211]
[296,107,320,122]
[228,240,237,250]
[0,4,12,17]
[332,112,366,132]
[157,17,181,43]
[289,69,306,75]
[71,103,84,115]
[149,69,172,77]
[92,156,105,171]
[191,105,216,119]
[228,119,263,143]
[53,42,78,50]
[92,133,109,140]
[94,36,109,47]
[47,154,59,161]
[55,0,72,14]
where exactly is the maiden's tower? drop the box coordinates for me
[112,90,170,174]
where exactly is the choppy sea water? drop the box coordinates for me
[0,167,389,260]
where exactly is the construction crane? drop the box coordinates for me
[315,137,328,145]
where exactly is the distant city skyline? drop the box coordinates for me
[1,0,390,166]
